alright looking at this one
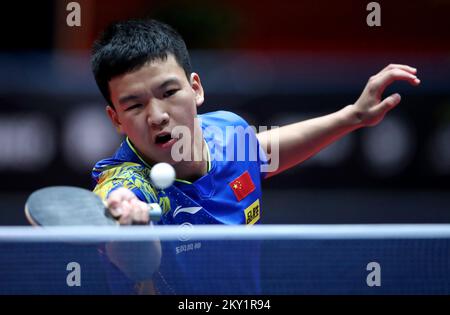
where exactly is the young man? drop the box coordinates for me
[91,19,420,294]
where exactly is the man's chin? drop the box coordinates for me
[147,151,177,166]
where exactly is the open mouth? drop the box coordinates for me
[154,132,178,149]
[155,133,172,145]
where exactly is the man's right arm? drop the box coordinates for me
[104,187,162,293]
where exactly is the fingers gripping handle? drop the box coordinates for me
[104,201,162,223]
[147,203,162,222]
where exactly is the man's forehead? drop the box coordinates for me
[110,58,186,96]
[121,57,182,80]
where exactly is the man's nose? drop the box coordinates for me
[147,101,169,128]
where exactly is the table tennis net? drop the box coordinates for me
[0,225,449,294]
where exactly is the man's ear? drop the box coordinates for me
[190,73,204,107]
[106,105,124,134]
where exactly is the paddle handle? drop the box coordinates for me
[147,203,162,222]
[103,202,162,223]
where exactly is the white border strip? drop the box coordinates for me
[1,224,450,242]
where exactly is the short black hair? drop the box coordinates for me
[91,19,192,106]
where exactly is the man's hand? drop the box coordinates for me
[106,187,150,225]
[351,64,420,127]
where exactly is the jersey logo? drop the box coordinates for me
[173,206,203,218]
[229,171,256,201]
[244,199,260,225]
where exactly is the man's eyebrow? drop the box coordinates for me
[118,78,181,104]
[118,94,143,105]
[158,78,181,89]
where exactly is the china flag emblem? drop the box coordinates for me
[229,171,255,201]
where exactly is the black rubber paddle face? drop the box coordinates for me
[25,186,117,226]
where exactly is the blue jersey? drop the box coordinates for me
[92,111,268,294]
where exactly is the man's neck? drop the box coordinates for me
[173,138,209,182]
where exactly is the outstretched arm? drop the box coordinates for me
[105,187,162,294]
[257,64,420,178]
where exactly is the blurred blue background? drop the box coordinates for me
[0,0,449,225]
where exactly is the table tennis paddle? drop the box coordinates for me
[24,186,162,226]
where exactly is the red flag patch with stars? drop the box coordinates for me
[229,171,256,201]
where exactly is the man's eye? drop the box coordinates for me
[126,104,142,111]
[163,89,178,98]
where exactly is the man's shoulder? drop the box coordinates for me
[92,161,149,188]
[94,161,148,179]
[92,161,157,203]
[92,139,142,176]
[199,110,249,128]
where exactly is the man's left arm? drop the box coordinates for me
[257,64,420,178]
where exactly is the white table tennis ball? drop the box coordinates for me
[150,162,176,189]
